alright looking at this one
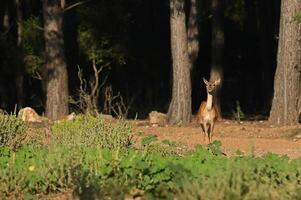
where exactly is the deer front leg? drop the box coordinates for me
[208,122,214,143]
[201,122,207,144]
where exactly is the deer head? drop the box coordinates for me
[203,78,220,94]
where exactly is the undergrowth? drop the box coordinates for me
[0,113,28,149]
[51,114,133,149]
[0,114,300,199]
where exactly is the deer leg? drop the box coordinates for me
[209,123,214,143]
[200,123,205,133]
[201,122,207,144]
[207,124,211,143]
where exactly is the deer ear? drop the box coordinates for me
[203,78,209,85]
[215,78,221,85]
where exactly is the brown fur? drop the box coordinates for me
[197,102,218,121]
[196,101,218,143]
[196,78,221,143]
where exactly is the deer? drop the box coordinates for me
[196,78,221,144]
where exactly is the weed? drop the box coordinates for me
[0,113,28,149]
[51,114,133,149]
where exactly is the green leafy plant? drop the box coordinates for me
[0,113,28,149]
[0,144,301,199]
[51,114,133,149]
[206,140,223,156]
[141,134,158,146]
[71,24,127,115]
[140,136,185,156]
[23,16,44,77]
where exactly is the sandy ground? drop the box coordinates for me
[133,119,301,158]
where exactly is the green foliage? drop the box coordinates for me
[0,114,300,199]
[0,144,300,199]
[141,134,158,146]
[51,114,132,149]
[23,16,44,76]
[0,114,28,149]
[78,24,126,65]
[206,140,223,155]
[140,135,185,156]
[224,0,246,28]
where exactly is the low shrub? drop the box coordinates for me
[140,134,187,156]
[0,113,28,149]
[51,114,133,149]
[0,145,301,199]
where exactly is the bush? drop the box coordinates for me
[1,145,301,199]
[140,134,187,156]
[0,114,28,149]
[51,114,133,149]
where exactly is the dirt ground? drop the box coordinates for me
[133,119,301,158]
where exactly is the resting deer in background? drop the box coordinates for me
[196,78,221,143]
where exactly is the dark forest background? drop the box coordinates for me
[0,0,285,119]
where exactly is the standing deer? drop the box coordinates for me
[196,78,221,143]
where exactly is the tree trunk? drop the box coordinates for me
[1,0,10,31]
[168,0,192,124]
[257,0,274,114]
[15,0,24,109]
[269,0,301,125]
[43,0,69,120]
[210,0,224,119]
[187,0,199,65]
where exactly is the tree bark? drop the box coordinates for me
[257,0,274,114]
[210,0,224,118]
[168,0,192,124]
[15,0,24,109]
[43,0,69,119]
[187,0,199,65]
[1,0,10,31]
[269,0,301,125]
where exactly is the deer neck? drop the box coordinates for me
[206,93,213,110]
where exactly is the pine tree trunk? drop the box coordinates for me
[210,0,224,118]
[258,0,275,114]
[269,0,301,125]
[168,0,192,124]
[43,0,69,120]
[15,0,24,109]
[1,0,10,31]
[187,0,199,65]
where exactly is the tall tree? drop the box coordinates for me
[210,0,224,118]
[1,0,10,31]
[43,0,69,119]
[257,0,276,114]
[187,0,199,65]
[168,0,192,124]
[15,0,24,108]
[269,0,301,125]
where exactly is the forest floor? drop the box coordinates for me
[133,119,301,158]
